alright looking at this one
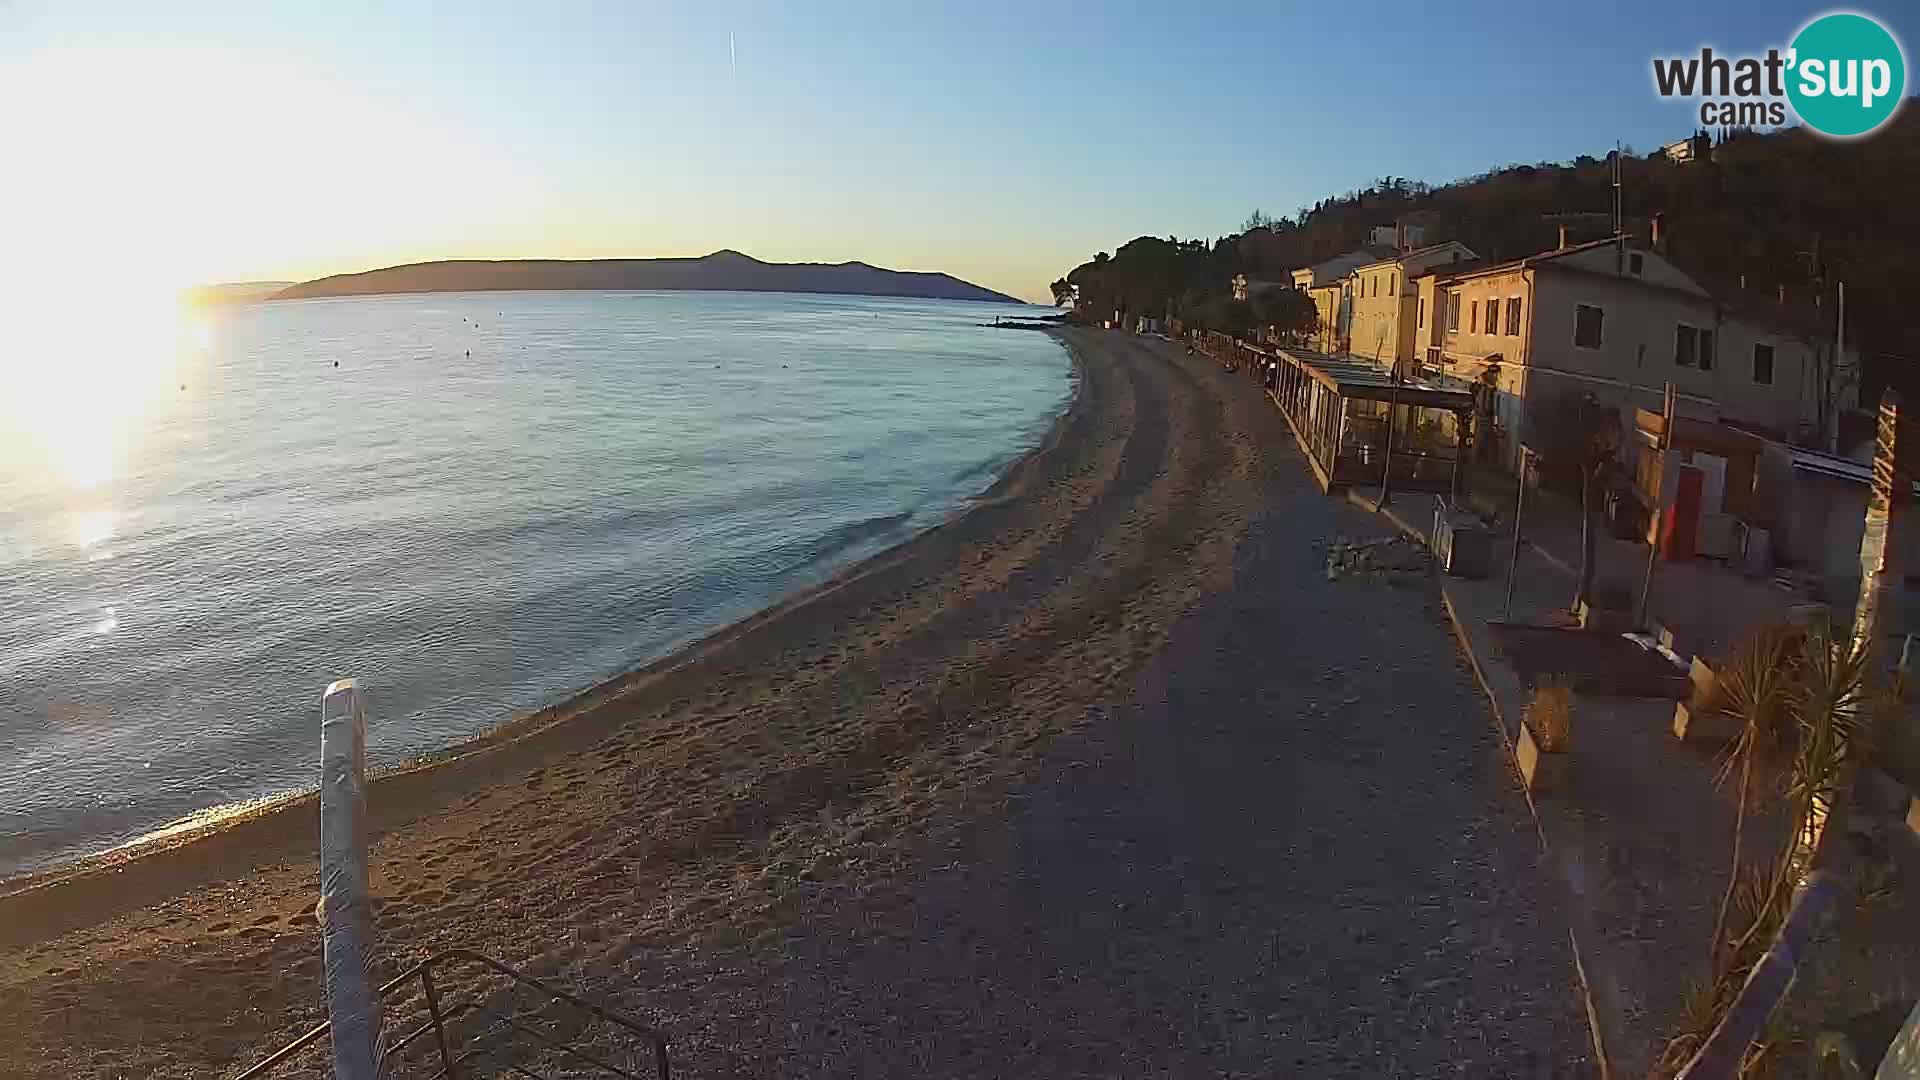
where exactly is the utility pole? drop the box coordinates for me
[1635,382,1676,631]
[1611,144,1625,274]
[1503,446,1532,621]
[1833,281,1846,454]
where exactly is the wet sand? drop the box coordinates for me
[0,330,1583,1077]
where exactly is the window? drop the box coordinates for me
[1506,296,1523,335]
[1675,324,1715,368]
[1484,297,1500,336]
[1388,273,1396,296]
[1470,299,1479,333]
[1753,342,1775,384]
[1446,291,1461,332]
[1573,304,1604,348]
[1418,296,1426,328]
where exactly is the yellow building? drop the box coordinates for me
[1341,241,1477,369]
[1290,247,1391,354]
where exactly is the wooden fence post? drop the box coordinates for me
[320,678,383,1079]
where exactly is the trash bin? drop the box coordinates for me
[1432,497,1491,578]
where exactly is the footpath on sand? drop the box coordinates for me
[2,331,1585,1078]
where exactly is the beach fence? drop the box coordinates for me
[233,681,671,1080]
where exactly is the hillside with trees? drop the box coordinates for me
[1057,110,1920,396]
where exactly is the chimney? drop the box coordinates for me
[1558,224,1571,250]
[1650,212,1665,253]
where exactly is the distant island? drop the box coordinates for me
[184,281,296,306]
[271,250,1021,304]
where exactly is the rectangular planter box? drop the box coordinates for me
[1652,620,1702,666]
[1672,700,1742,742]
[1517,723,1568,792]
[1577,600,1633,634]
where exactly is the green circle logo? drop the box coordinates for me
[1787,12,1906,137]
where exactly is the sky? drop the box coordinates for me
[2,1,1914,304]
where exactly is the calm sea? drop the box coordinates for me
[0,290,1071,878]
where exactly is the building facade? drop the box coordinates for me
[1290,247,1390,354]
[1416,236,1856,473]
[1342,241,1478,370]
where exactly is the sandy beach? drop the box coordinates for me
[0,329,1583,1077]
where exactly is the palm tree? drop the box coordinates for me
[1707,626,1796,969]
[1659,618,1882,1078]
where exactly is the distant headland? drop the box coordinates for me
[269,250,1022,304]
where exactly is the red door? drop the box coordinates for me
[1660,464,1703,561]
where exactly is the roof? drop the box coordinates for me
[1268,347,1477,409]
[1351,240,1476,274]
[1785,444,1920,496]
[1292,247,1396,285]
[1430,238,1840,344]
[1401,239,1477,261]
[1429,235,1627,284]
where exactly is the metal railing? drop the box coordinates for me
[236,948,671,1080]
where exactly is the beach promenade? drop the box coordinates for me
[0,330,1585,1076]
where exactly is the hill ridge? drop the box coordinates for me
[273,251,1020,304]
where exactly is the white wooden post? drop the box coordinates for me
[320,678,382,1079]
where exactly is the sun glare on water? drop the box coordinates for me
[2,44,523,502]
[3,287,198,491]
[0,50,217,496]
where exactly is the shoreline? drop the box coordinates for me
[5,326,1275,1079]
[1,327,1599,1079]
[0,332,1087,942]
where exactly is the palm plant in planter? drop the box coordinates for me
[1517,680,1573,791]
[1704,627,1799,973]
[1654,618,1886,1078]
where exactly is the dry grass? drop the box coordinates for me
[1523,680,1573,753]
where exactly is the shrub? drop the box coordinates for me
[1524,680,1574,752]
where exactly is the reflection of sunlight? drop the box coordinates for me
[94,607,118,635]
[2,287,186,489]
[73,507,119,549]
[2,44,519,496]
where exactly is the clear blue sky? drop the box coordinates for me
[3,1,1912,302]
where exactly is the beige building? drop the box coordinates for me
[1290,248,1388,352]
[1413,235,1855,471]
[1304,283,1344,353]
[1341,241,1477,369]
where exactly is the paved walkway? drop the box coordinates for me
[638,348,1590,1077]
[1464,470,1794,661]
[1431,524,1736,1079]
[1364,477,1920,1077]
